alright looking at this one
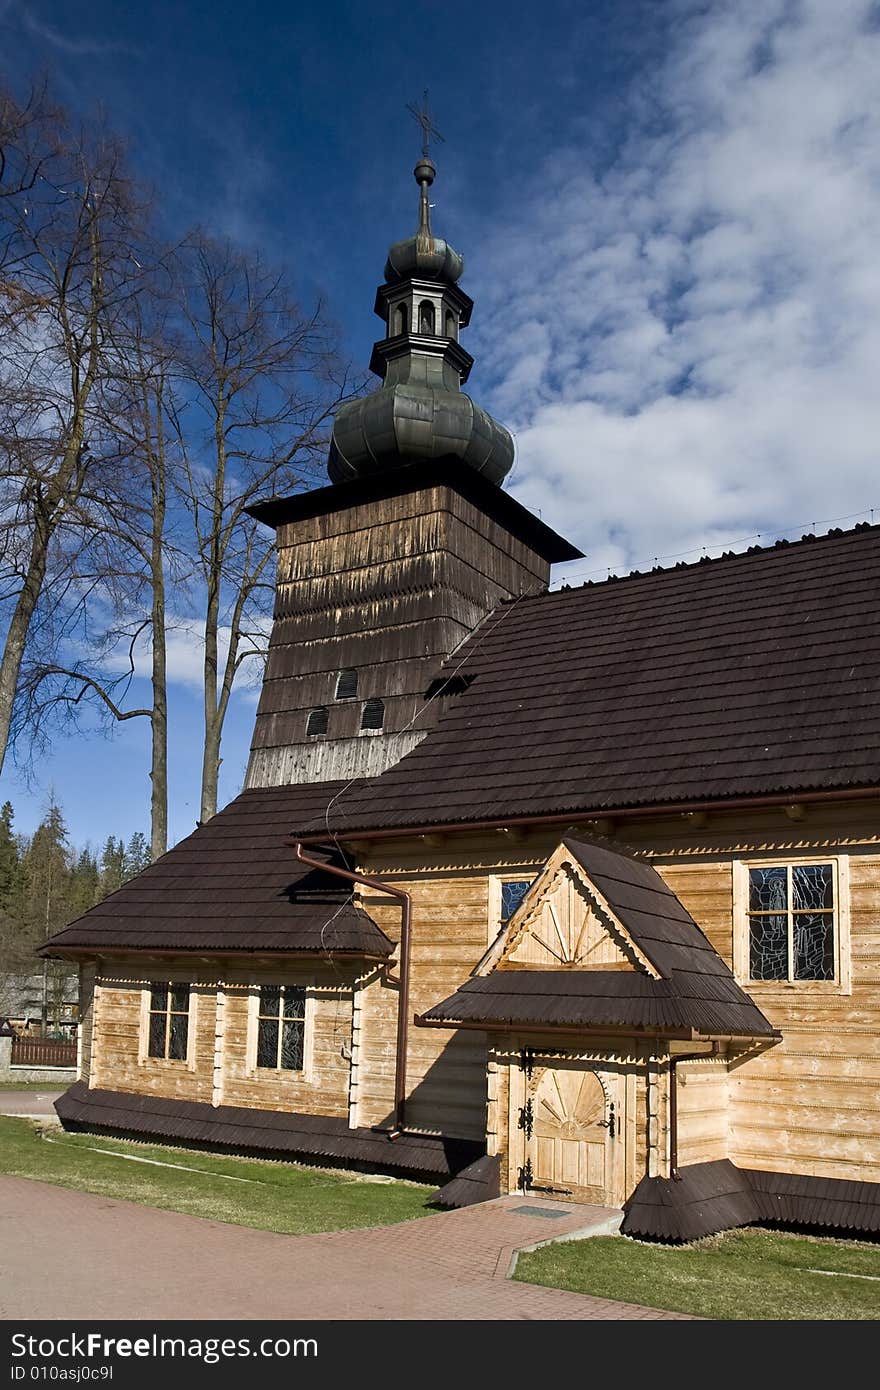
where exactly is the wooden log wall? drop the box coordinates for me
[355,803,880,1183]
[87,960,359,1119]
[587,804,880,1184]
[79,800,880,1194]
[675,1055,730,1166]
[354,869,493,1136]
[77,964,95,1085]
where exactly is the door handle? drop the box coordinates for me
[598,1102,616,1138]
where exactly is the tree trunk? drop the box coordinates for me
[0,510,52,776]
[200,560,222,821]
[149,434,168,859]
[200,705,221,823]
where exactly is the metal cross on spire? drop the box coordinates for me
[406,90,444,160]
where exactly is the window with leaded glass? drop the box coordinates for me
[147,984,190,1060]
[500,879,532,922]
[747,863,835,981]
[256,985,306,1071]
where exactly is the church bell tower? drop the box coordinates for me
[245,114,580,790]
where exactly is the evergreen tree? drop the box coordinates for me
[124,831,151,878]
[0,802,20,909]
[68,846,100,919]
[18,801,75,1034]
[21,802,73,946]
[99,836,127,895]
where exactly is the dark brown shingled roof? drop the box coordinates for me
[430,1154,501,1209]
[419,968,774,1037]
[300,524,880,837]
[621,1160,880,1241]
[42,785,392,957]
[55,1083,480,1179]
[419,838,777,1038]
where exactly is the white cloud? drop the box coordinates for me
[82,613,272,700]
[473,0,880,579]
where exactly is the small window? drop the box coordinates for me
[335,669,358,700]
[257,985,306,1071]
[418,299,435,334]
[361,698,384,731]
[748,863,835,981]
[394,302,409,335]
[444,309,457,340]
[148,984,189,1061]
[306,706,328,736]
[500,880,532,922]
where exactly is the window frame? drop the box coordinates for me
[255,984,307,1073]
[488,873,536,947]
[335,669,358,701]
[360,698,384,733]
[245,982,315,1082]
[306,706,329,737]
[732,854,851,994]
[139,980,196,1068]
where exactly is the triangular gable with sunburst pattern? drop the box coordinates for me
[477,842,659,977]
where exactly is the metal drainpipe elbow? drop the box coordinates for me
[288,839,413,1140]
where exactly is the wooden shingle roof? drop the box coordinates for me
[43,785,392,957]
[302,524,880,837]
[55,1083,480,1178]
[419,838,777,1039]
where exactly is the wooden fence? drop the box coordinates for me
[10,1036,77,1068]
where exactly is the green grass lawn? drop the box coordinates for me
[0,1116,436,1234]
[515,1229,880,1319]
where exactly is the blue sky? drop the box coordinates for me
[2,0,879,849]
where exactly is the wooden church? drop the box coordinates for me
[43,148,880,1242]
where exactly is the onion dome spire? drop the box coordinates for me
[327,96,514,487]
[384,98,465,284]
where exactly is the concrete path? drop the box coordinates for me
[0,1088,64,1117]
[0,1176,690,1320]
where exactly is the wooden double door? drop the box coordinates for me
[511,1057,624,1206]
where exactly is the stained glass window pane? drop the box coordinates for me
[501,881,531,921]
[792,864,833,912]
[748,867,788,913]
[148,1013,166,1058]
[257,1018,279,1068]
[794,913,835,980]
[749,914,788,980]
[150,985,168,1012]
[168,1012,188,1060]
[260,986,281,1018]
[170,986,189,1014]
[280,1020,305,1071]
[283,986,306,1020]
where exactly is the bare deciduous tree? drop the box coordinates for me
[171,234,356,821]
[0,91,151,777]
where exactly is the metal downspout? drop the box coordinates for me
[288,840,412,1139]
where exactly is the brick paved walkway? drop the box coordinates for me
[0,1175,690,1320]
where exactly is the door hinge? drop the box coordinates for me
[517,1157,534,1192]
[517,1098,534,1141]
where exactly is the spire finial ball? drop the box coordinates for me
[414,158,436,187]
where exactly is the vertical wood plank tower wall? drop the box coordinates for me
[245,467,570,788]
